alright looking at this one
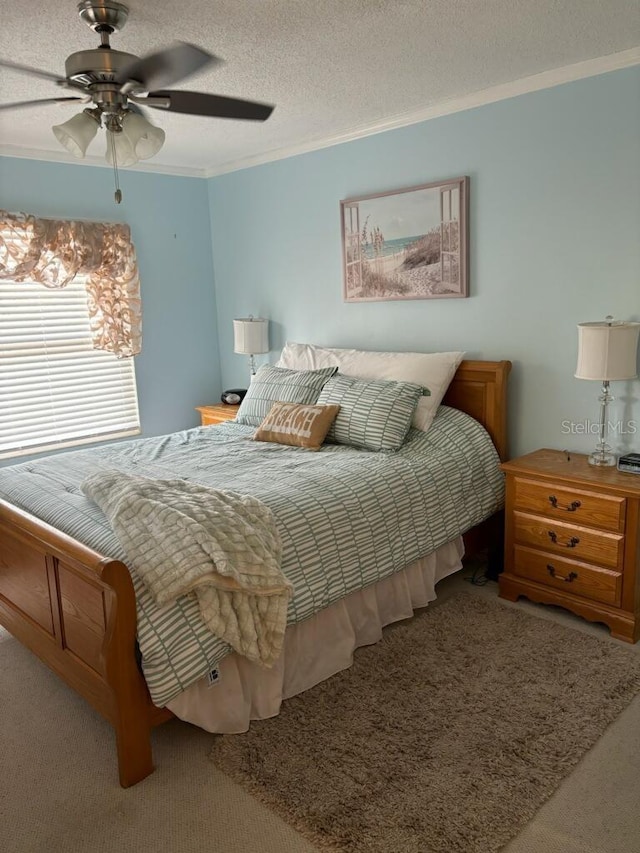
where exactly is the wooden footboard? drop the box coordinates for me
[0,499,171,787]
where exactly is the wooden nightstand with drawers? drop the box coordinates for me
[195,404,240,425]
[499,448,640,643]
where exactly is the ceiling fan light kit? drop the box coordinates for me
[1,0,275,203]
[105,121,139,168]
[52,108,102,158]
[121,111,165,159]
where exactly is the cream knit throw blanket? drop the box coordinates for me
[81,470,292,667]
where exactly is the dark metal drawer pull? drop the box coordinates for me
[547,564,578,583]
[547,531,580,548]
[548,495,581,512]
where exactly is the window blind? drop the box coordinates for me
[0,276,140,459]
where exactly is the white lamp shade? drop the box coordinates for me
[122,112,165,160]
[233,317,269,355]
[105,129,138,168]
[575,321,640,381]
[52,111,99,158]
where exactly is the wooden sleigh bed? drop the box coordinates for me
[0,359,511,787]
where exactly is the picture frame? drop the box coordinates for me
[340,176,469,302]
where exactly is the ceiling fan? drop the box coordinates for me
[0,0,275,202]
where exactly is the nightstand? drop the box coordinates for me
[499,448,640,642]
[195,404,240,426]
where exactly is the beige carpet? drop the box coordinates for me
[210,591,640,853]
[2,577,640,853]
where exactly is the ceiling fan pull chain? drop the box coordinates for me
[108,132,122,204]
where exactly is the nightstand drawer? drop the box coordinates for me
[513,546,622,606]
[513,477,625,532]
[513,511,623,569]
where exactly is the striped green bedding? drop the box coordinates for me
[0,406,504,705]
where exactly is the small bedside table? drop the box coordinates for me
[195,404,240,426]
[499,448,640,643]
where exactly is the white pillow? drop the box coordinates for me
[276,342,465,434]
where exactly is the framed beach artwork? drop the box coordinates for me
[341,176,469,302]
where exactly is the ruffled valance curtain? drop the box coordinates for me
[0,210,141,358]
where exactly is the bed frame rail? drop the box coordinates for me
[0,500,170,787]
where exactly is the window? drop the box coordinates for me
[0,276,140,459]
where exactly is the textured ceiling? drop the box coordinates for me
[0,0,639,176]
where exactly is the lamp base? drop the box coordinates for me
[588,449,616,467]
[587,382,616,467]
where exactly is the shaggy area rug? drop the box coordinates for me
[210,591,640,853]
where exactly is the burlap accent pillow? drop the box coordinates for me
[254,402,341,450]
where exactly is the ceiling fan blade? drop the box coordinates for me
[146,90,274,121]
[0,97,84,112]
[116,42,222,91]
[0,58,65,84]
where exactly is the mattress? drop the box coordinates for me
[0,405,504,705]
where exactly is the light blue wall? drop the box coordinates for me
[208,67,640,458]
[2,67,638,464]
[0,157,221,463]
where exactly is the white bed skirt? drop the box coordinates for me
[167,536,464,732]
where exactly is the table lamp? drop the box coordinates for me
[233,316,269,377]
[575,316,640,466]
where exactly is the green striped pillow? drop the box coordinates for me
[317,374,426,451]
[235,365,338,427]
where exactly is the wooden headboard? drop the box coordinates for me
[443,360,512,461]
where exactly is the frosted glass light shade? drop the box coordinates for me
[52,110,100,158]
[233,317,269,355]
[122,112,165,160]
[575,321,640,381]
[105,129,138,168]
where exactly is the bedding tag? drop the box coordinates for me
[207,668,220,688]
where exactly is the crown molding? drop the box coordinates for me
[203,47,640,178]
[1,48,638,179]
[0,145,207,178]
